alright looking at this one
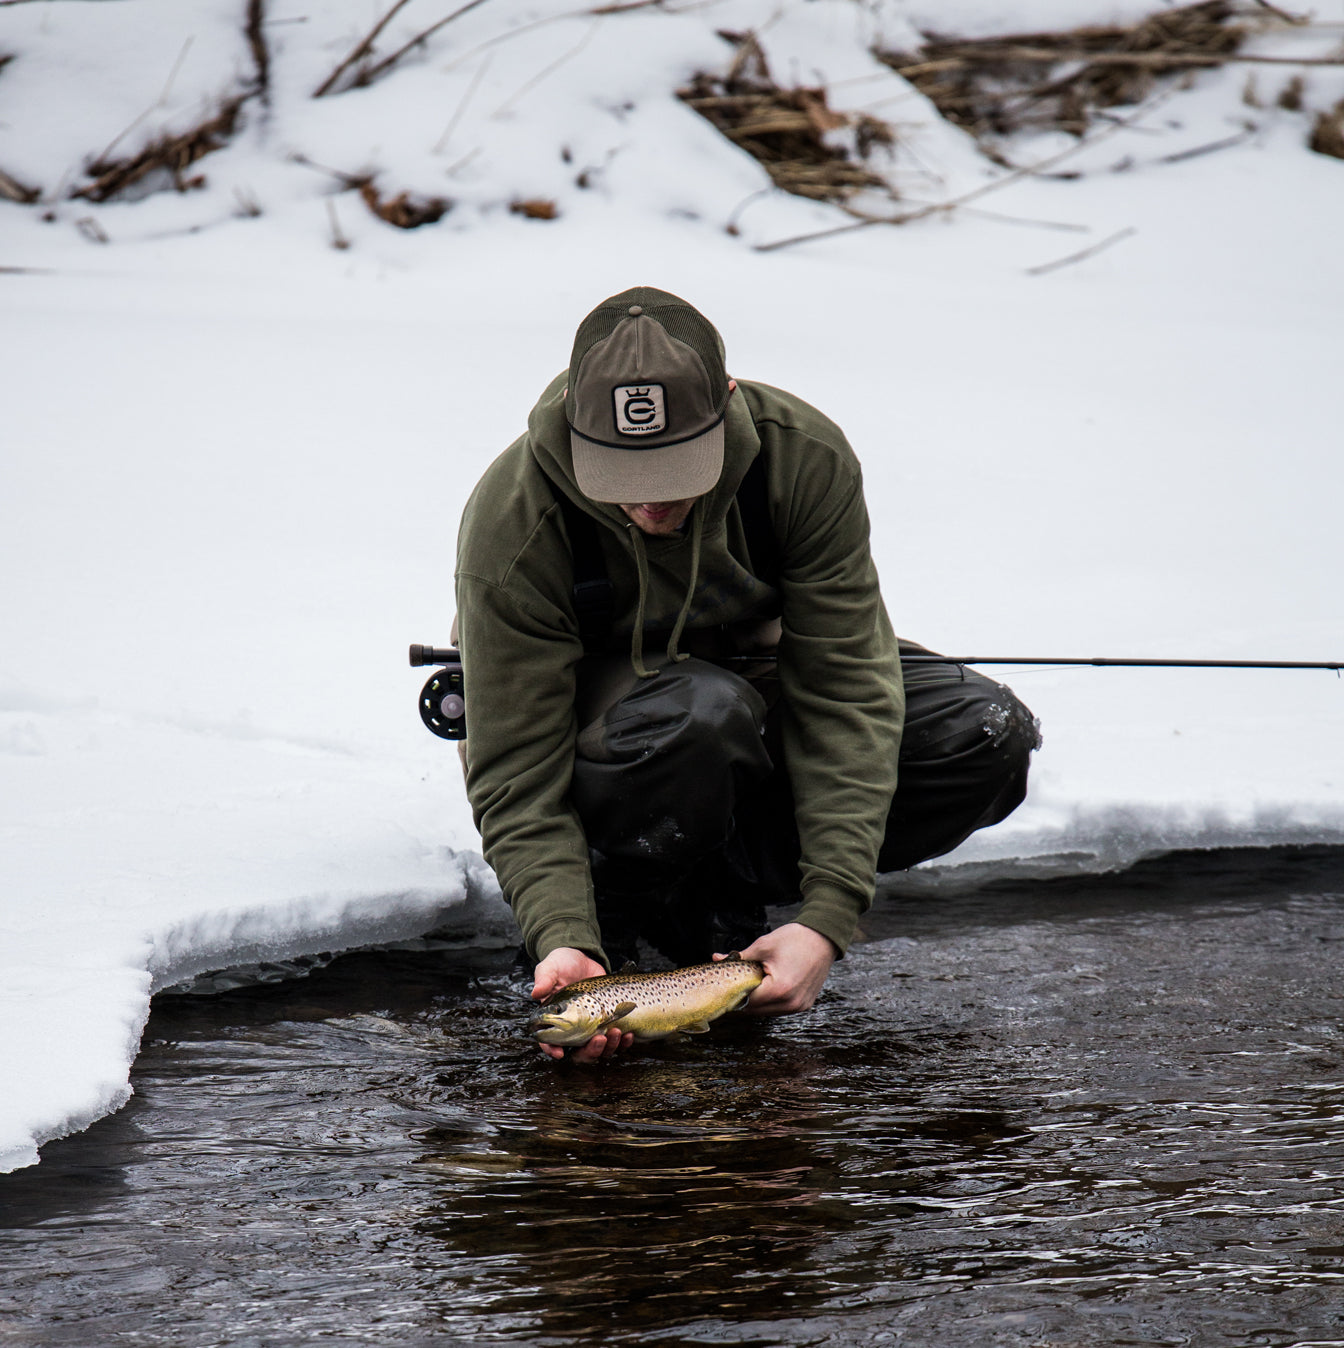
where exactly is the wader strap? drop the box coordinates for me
[736,451,778,588]
[543,449,776,652]
[544,478,616,648]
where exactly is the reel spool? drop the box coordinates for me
[418,663,466,740]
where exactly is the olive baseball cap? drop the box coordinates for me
[565,287,730,504]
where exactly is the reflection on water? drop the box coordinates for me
[2,846,1343,1347]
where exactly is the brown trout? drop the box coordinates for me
[530,953,765,1047]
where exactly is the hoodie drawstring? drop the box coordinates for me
[665,504,703,666]
[627,525,657,680]
[625,506,704,679]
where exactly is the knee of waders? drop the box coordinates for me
[902,672,1041,769]
[577,657,771,777]
[979,680,1043,768]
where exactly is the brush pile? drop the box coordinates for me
[678,31,895,204]
[73,97,249,203]
[878,0,1253,156]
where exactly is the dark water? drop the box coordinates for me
[3,847,1344,1347]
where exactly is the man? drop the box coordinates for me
[455,286,1039,1062]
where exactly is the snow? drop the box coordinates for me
[3,0,1343,1173]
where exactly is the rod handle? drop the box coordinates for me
[409,644,459,667]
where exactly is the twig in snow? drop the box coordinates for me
[94,37,196,168]
[433,52,492,152]
[348,0,495,94]
[443,145,483,176]
[312,0,415,98]
[327,199,350,249]
[288,151,369,187]
[0,165,41,204]
[1157,124,1256,162]
[895,46,1344,71]
[491,17,599,118]
[75,96,248,202]
[587,0,673,12]
[75,217,110,244]
[957,205,1090,231]
[1026,225,1137,275]
[438,0,709,77]
[1249,0,1310,24]
[245,0,270,99]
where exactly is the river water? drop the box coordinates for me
[3,846,1343,1347]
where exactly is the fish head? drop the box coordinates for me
[530,996,638,1047]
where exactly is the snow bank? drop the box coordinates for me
[3,0,1343,1172]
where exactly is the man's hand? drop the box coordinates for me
[531,947,635,1063]
[719,922,837,1016]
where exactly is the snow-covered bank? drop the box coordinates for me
[3,0,1343,1173]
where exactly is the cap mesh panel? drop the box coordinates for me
[568,287,729,412]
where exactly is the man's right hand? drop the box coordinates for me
[530,947,634,1064]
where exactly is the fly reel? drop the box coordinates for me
[410,645,466,741]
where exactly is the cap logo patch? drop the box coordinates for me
[613,384,666,436]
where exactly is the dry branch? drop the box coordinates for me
[316,0,494,98]
[312,0,414,98]
[245,0,270,97]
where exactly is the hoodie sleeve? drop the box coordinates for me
[768,421,905,954]
[455,493,606,968]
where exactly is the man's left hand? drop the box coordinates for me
[719,922,837,1016]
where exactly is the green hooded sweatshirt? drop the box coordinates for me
[454,371,903,967]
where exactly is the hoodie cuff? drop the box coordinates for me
[532,920,609,970]
[795,882,867,957]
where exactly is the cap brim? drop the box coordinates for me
[571,422,724,504]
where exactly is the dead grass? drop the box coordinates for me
[0,164,40,203]
[509,198,558,220]
[678,31,895,204]
[358,180,451,228]
[73,96,247,203]
[878,0,1252,155]
[1309,100,1344,158]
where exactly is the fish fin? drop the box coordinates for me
[618,960,639,975]
[597,1001,638,1030]
[723,951,742,962]
[682,1020,712,1034]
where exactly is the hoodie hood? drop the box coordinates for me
[526,369,760,537]
[524,369,766,677]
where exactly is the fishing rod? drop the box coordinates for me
[897,656,1344,671]
[409,644,1341,742]
[411,646,1342,672]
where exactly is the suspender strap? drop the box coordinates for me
[735,450,779,589]
[544,477,616,647]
